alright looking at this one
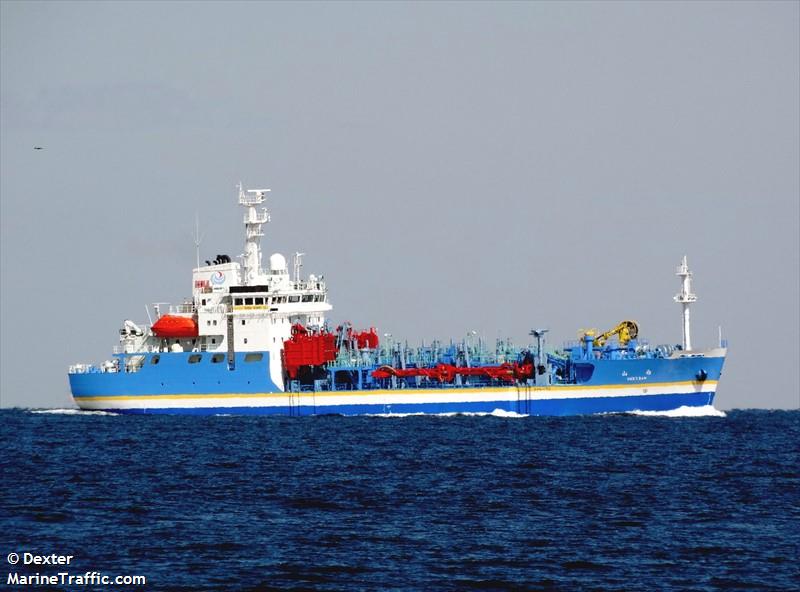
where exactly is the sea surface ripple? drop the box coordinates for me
[1,409,798,591]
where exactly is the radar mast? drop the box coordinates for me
[238,182,271,286]
[674,255,697,351]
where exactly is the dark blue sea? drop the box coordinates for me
[2,408,798,591]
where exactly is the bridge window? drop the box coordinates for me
[245,297,253,305]
[235,298,243,306]
[245,353,263,362]
[188,354,202,364]
[255,297,264,305]
[302,294,314,303]
[288,295,300,303]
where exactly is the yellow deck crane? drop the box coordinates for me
[588,320,639,347]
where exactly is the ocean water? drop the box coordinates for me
[1,408,798,591]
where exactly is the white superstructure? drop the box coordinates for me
[112,184,333,390]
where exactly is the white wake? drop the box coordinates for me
[368,408,527,418]
[30,408,117,416]
[628,405,726,418]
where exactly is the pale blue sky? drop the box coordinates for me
[1,1,798,409]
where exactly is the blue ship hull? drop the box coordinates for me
[70,352,281,396]
[70,351,724,416]
[76,392,716,416]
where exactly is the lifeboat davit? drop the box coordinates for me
[151,315,199,338]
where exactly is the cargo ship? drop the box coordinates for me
[68,184,726,415]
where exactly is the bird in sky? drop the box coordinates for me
[33,146,44,150]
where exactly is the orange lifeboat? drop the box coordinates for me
[151,315,199,338]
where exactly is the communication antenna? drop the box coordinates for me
[193,212,204,270]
